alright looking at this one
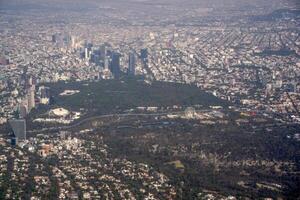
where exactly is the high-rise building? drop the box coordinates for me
[90,49,101,66]
[100,44,109,69]
[128,52,136,76]
[71,36,76,48]
[9,119,26,140]
[111,52,121,79]
[52,34,66,46]
[140,48,148,61]
[26,76,33,87]
[19,104,28,119]
[292,81,298,93]
[27,86,35,112]
[140,48,148,68]
[25,76,35,112]
[84,48,90,60]
[100,45,106,59]
[265,83,273,97]
[64,35,71,46]
[100,45,107,68]
[11,137,18,146]
[51,34,57,43]
[104,56,109,69]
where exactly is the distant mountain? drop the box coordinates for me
[0,0,96,11]
[250,8,300,21]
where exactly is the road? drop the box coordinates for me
[27,111,187,134]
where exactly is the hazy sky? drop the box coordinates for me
[0,0,298,9]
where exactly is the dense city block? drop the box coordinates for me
[0,0,299,199]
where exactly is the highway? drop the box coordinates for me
[27,111,187,134]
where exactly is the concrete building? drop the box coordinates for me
[9,119,26,141]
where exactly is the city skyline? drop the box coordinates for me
[0,0,299,199]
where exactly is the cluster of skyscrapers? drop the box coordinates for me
[52,34,80,49]
[8,77,33,145]
[9,76,51,145]
[81,43,149,79]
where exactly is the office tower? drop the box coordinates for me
[27,86,35,111]
[140,48,148,61]
[25,75,35,112]
[104,56,109,69]
[90,53,96,63]
[100,44,107,68]
[140,48,148,69]
[128,52,136,76]
[292,81,298,93]
[84,48,90,60]
[26,76,33,87]
[19,104,28,119]
[9,119,26,140]
[111,52,121,79]
[100,45,106,59]
[11,137,18,146]
[71,36,77,48]
[53,34,64,45]
[265,83,273,97]
[64,35,71,46]
[90,49,101,65]
[86,42,93,49]
[51,34,57,43]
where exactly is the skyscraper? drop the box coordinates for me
[71,36,76,48]
[9,119,26,140]
[27,86,35,112]
[140,48,148,61]
[140,48,148,68]
[51,34,57,43]
[128,52,136,76]
[111,52,121,79]
[84,48,90,60]
[104,57,109,70]
[100,44,108,69]
[19,104,28,119]
[24,76,35,112]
